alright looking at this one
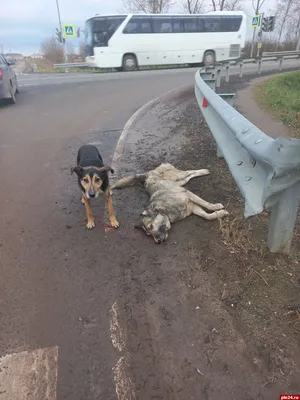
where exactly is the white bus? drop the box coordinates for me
[85,11,247,71]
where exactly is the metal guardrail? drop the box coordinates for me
[52,54,300,72]
[206,53,300,88]
[53,62,88,69]
[262,50,300,57]
[194,67,300,254]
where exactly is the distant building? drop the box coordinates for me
[31,53,43,59]
[4,53,23,61]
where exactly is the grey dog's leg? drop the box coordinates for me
[188,191,225,211]
[192,205,229,220]
[176,169,210,186]
[111,173,147,189]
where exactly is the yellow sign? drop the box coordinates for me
[63,24,75,38]
[251,15,260,28]
[258,43,262,49]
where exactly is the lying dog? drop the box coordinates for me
[111,163,228,243]
[71,144,119,229]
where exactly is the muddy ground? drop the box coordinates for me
[109,81,300,399]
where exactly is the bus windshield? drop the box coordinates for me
[85,16,126,52]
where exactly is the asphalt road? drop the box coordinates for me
[16,58,300,87]
[0,60,299,399]
[0,68,201,400]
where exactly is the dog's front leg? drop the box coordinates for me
[82,194,95,229]
[104,187,119,228]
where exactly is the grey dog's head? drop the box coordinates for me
[135,209,171,244]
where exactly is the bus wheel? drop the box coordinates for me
[203,51,215,67]
[122,55,137,71]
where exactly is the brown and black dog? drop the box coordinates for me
[71,144,119,229]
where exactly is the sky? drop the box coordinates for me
[0,0,276,55]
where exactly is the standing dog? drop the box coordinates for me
[111,163,228,243]
[71,144,119,229]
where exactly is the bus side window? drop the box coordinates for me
[220,16,242,32]
[184,18,198,33]
[123,18,139,34]
[153,17,172,33]
[204,17,221,32]
[197,18,204,32]
[172,18,184,33]
[140,18,152,33]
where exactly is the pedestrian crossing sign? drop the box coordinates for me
[63,24,75,37]
[251,15,260,28]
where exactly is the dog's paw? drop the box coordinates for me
[202,169,210,175]
[110,219,120,228]
[86,220,95,229]
[213,203,225,211]
[216,210,229,219]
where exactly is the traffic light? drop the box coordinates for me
[262,16,276,32]
[55,28,66,44]
[55,28,62,43]
[268,16,275,31]
[77,28,81,38]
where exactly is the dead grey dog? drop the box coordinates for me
[111,163,229,244]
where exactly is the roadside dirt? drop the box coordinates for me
[109,86,300,399]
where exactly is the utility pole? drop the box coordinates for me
[55,0,68,66]
[256,12,264,58]
[296,16,300,50]
[250,0,261,58]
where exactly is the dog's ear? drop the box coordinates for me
[141,209,154,217]
[97,166,114,174]
[71,166,84,177]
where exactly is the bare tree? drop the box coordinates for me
[121,0,173,13]
[222,0,243,10]
[275,0,300,49]
[211,0,243,11]
[40,37,64,64]
[78,42,85,58]
[296,14,300,49]
[182,0,206,13]
[276,0,296,49]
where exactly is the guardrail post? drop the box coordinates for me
[257,59,262,74]
[279,57,283,71]
[216,67,222,88]
[267,183,300,254]
[203,79,216,91]
[225,64,230,83]
[239,61,243,78]
[200,72,214,80]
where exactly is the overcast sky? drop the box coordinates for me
[1,0,276,55]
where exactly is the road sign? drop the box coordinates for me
[251,15,260,28]
[63,24,75,38]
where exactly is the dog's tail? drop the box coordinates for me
[111,173,148,189]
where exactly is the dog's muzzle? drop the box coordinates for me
[153,232,168,244]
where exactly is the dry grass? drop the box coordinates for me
[218,216,263,255]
